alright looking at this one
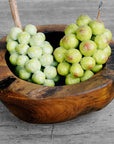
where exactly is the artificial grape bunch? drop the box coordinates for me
[6,24,58,87]
[54,14,112,85]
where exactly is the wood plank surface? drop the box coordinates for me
[0,0,114,144]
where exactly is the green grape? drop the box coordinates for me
[41,41,50,45]
[57,62,70,76]
[103,29,112,41]
[65,74,80,85]
[16,55,29,66]
[32,70,45,84]
[29,32,45,46]
[6,35,12,43]
[79,40,97,56]
[81,70,94,82]
[70,63,84,77]
[91,64,103,73]
[89,20,105,35]
[24,24,37,35]
[53,47,66,62]
[40,54,53,67]
[17,32,30,44]
[93,50,108,64]
[25,58,41,73]
[27,46,42,59]
[60,34,79,49]
[15,65,24,75]
[44,66,57,79]
[44,79,55,87]
[65,48,82,63]
[94,34,109,49]
[7,40,18,53]
[80,56,95,70]
[103,45,111,57]
[19,68,31,80]
[16,43,29,55]
[53,75,60,82]
[51,60,58,67]
[41,42,53,54]
[76,25,92,41]
[9,27,22,40]
[77,15,91,26]
[9,52,18,66]
[64,23,78,35]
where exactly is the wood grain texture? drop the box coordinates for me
[0,0,114,143]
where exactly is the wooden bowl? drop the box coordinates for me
[0,25,114,123]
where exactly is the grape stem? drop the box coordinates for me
[97,1,103,20]
[9,0,22,28]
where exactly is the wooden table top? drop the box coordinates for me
[0,0,114,143]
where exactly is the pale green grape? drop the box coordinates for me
[103,29,112,41]
[40,54,53,67]
[94,34,109,49]
[65,74,80,85]
[24,24,37,35]
[64,23,78,35]
[19,68,31,80]
[57,62,70,76]
[6,35,12,43]
[32,70,45,84]
[27,46,42,59]
[103,45,111,57]
[53,47,66,62]
[80,56,95,70]
[89,20,105,35]
[9,52,18,66]
[70,63,84,77]
[79,40,97,56]
[44,66,57,79]
[44,79,55,87]
[9,27,22,40]
[91,64,103,73]
[51,60,58,67]
[16,55,29,66]
[77,15,91,26]
[25,58,41,73]
[81,70,94,82]
[60,34,79,49]
[76,25,92,41]
[29,32,45,46]
[7,40,18,53]
[15,65,24,75]
[16,44,29,55]
[93,50,108,64]
[65,48,82,63]
[53,75,60,82]
[41,43,53,54]
[17,32,30,44]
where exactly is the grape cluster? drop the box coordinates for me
[54,15,112,85]
[7,24,58,87]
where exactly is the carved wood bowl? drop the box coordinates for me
[0,25,114,123]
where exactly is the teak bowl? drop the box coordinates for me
[0,25,114,123]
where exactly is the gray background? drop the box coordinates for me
[0,0,114,144]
